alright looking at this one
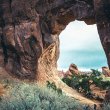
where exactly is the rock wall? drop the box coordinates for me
[0,0,110,80]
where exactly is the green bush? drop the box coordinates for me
[47,81,62,94]
[47,81,57,90]
[62,69,110,99]
[0,81,82,110]
[62,74,92,95]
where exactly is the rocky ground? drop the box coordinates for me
[0,64,110,110]
[58,64,110,103]
[0,66,102,106]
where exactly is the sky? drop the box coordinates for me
[57,20,108,71]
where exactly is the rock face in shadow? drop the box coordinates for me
[0,0,110,80]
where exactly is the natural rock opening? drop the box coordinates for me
[58,21,107,71]
[0,0,110,106]
[0,0,110,81]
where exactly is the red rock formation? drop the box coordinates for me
[63,64,79,78]
[69,63,79,75]
[0,0,109,81]
[102,67,110,77]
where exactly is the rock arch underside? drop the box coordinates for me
[0,0,110,82]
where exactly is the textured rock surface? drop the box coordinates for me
[69,63,79,75]
[0,0,110,80]
[63,64,79,78]
[102,67,110,77]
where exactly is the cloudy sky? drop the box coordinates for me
[57,20,107,71]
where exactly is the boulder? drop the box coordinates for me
[64,64,79,78]
[69,63,79,75]
[102,67,110,77]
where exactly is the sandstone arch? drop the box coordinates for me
[0,0,110,81]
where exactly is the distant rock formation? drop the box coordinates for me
[60,63,79,78]
[0,0,110,81]
[69,63,79,75]
[102,67,110,77]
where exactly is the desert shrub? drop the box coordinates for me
[91,69,102,76]
[47,81,62,94]
[101,81,110,89]
[0,81,82,110]
[91,69,110,89]
[102,103,110,110]
[62,77,72,86]
[62,74,92,96]
[47,81,57,90]
[62,69,110,99]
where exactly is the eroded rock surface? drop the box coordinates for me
[102,67,110,77]
[0,0,109,80]
[69,63,79,75]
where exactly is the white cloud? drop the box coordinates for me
[59,20,102,51]
[58,20,107,70]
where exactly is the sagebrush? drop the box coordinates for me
[0,80,82,110]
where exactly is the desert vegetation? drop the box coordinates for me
[46,81,62,94]
[0,69,110,110]
[0,79,83,110]
[62,69,110,100]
